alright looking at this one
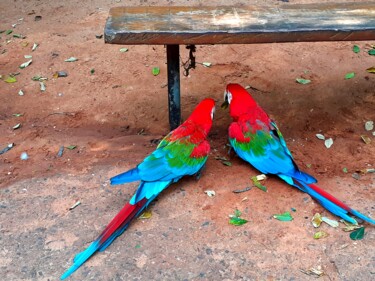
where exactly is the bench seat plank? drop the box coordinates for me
[105,3,375,45]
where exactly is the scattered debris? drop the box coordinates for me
[356,168,375,174]
[90,68,95,74]
[324,138,333,148]
[202,62,212,67]
[0,143,14,155]
[12,123,21,130]
[95,34,103,39]
[53,71,68,78]
[20,57,33,69]
[273,211,293,221]
[350,226,365,240]
[119,47,128,52]
[20,152,29,160]
[139,210,152,219]
[345,72,355,79]
[204,190,216,197]
[251,174,267,192]
[296,78,311,84]
[314,231,328,239]
[342,167,348,173]
[366,66,375,73]
[18,90,24,96]
[32,75,47,81]
[232,187,251,193]
[341,220,361,231]
[315,133,325,140]
[215,156,232,167]
[322,217,339,227]
[152,67,160,76]
[24,55,32,59]
[64,57,78,62]
[351,173,361,180]
[40,81,46,92]
[69,201,81,210]
[13,113,23,117]
[229,209,248,226]
[300,266,324,277]
[13,34,26,39]
[312,213,323,227]
[32,43,38,51]
[364,121,374,131]
[34,15,42,21]
[291,208,297,212]
[57,146,64,157]
[361,135,371,144]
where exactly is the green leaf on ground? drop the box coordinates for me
[314,231,328,239]
[345,72,355,79]
[368,49,375,56]
[251,176,267,192]
[152,67,160,76]
[4,76,17,83]
[202,62,212,67]
[366,67,375,73]
[296,78,311,84]
[139,210,152,219]
[229,217,248,226]
[350,226,365,240]
[352,45,360,53]
[66,145,77,150]
[119,48,128,53]
[273,211,293,221]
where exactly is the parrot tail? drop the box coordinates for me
[293,180,375,225]
[60,197,150,280]
[110,167,140,185]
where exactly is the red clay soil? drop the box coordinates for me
[0,1,374,280]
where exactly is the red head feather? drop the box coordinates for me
[185,98,215,134]
[225,83,259,120]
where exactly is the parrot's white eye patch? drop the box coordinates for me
[226,91,232,104]
[211,107,215,120]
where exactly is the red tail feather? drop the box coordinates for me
[307,183,350,211]
[99,198,147,243]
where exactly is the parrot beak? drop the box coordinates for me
[221,100,229,109]
[221,92,229,109]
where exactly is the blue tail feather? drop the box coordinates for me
[110,167,140,185]
[293,179,375,225]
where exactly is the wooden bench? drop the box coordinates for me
[104,3,375,130]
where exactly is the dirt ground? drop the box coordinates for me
[1,0,374,280]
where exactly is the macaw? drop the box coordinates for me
[222,83,374,225]
[61,98,216,279]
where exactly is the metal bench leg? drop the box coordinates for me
[166,44,181,131]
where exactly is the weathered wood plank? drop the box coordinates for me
[105,3,375,45]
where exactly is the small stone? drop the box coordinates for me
[364,121,374,131]
[352,173,361,180]
[20,152,28,160]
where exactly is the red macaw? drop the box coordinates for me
[61,98,216,279]
[222,83,374,225]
